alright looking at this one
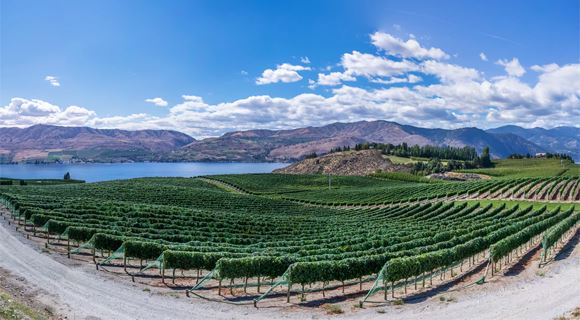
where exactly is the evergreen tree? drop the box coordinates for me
[480,147,492,168]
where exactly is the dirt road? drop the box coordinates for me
[0,216,578,320]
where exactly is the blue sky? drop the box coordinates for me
[1,0,579,137]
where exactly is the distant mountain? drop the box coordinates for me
[170,120,545,162]
[2,122,561,164]
[487,125,579,161]
[0,124,194,163]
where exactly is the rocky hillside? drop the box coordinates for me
[273,150,410,176]
[0,125,194,163]
[173,120,545,161]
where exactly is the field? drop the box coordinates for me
[0,159,578,316]
[458,158,579,178]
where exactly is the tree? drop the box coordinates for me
[480,147,492,168]
[64,172,71,180]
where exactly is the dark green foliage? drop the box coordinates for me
[93,233,124,251]
[124,240,167,260]
[65,226,96,242]
[47,220,68,234]
[543,211,579,250]
[216,256,293,279]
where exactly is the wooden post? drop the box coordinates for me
[286,284,291,303]
[172,269,176,284]
[67,239,70,258]
[383,280,387,300]
[218,279,222,296]
[391,281,395,298]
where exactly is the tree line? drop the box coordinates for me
[332,142,479,161]
[507,152,573,161]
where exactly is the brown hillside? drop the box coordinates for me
[273,150,410,176]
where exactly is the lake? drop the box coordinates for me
[0,162,288,183]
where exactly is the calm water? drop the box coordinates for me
[0,162,287,183]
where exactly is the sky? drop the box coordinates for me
[1,0,579,138]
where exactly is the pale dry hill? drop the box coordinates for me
[274,149,409,176]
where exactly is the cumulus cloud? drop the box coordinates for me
[496,58,526,77]
[531,63,559,73]
[4,32,578,136]
[145,97,169,107]
[44,76,60,87]
[421,61,481,83]
[371,32,449,60]
[312,51,418,87]
[312,72,356,87]
[300,56,311,64]
[256,63,311,85]
[370,74,422,85]
[479,52,488,61]
[0,98,95,127]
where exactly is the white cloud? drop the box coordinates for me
[371,74,423,85]
[4,32,579,136]
[145,97,168,107]
[479,52,488,61]
[530,63,559,73]
[312,72,356,87]
[421,61,481,83]
[240,70,249,75]
[0,98,95,127]
[256,63,311,85]
[44,76,60,87]
[371,32,449,60]
[496,58,526,77]
[342,51,419,78]
[300,56,311,64]
[310,51,418,87]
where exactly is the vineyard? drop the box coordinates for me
[0,165,578,309]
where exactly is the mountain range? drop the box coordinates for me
[0,122,577,163]
[0,125,194,163]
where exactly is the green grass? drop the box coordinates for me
[458,158,578,178]
[0,289,49,320]
[384,155,417,164]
